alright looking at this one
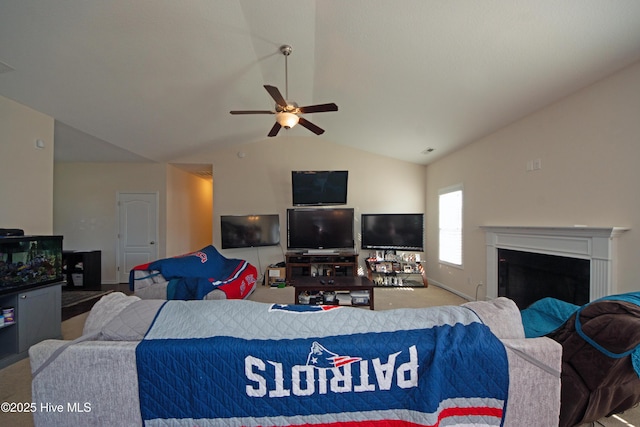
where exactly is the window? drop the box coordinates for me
[439,185,463,266]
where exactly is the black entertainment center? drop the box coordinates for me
[221,170,427,291]
[285,251,359,280]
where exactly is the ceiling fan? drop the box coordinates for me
[230,45,338,137]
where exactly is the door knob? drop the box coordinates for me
[150,241,155,245]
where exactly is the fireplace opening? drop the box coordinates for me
[498,249,590,309]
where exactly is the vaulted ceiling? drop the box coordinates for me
[2,1,640,165]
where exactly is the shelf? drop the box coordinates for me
[285,251,358,281]
[365,258,428,287]
[62,250,101,290]
[265,266,286,286]
[0,321,16,330]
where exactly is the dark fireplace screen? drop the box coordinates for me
[498,249,590,309]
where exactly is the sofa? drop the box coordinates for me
[130,245,257,300]
[30,293,562,426]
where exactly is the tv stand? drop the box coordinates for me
[285,251,358,280]
[365,257,428,287]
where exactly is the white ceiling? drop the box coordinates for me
[2,1,640,166]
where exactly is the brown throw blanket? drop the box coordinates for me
[546,299,640,426]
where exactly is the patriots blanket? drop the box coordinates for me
[129,245,257,300]
[136,300,509,427]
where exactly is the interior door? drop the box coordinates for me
[118,192,159,283]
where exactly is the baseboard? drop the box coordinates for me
[426,277,475,301]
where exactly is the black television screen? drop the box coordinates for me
[287,208,354,250]
[361,213,424,251]
[291,171,348,206]
[220,214,280,249]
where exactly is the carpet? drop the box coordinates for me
[61,289,113,321]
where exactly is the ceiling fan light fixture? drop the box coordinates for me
[230,44,336,137]
[276,111,299,129]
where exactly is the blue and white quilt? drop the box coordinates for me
[136,300,509,427]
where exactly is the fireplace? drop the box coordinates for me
[498,248,590,309]
[482,226,628,307]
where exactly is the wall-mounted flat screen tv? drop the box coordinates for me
[287,208,354,251]
[361,213,424,251]
[220,214,280,249]
[291,170,348,206]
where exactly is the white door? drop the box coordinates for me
[117,192,159,283]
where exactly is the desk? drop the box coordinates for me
[291,276,375,310]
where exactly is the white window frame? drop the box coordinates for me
[438,184,463,267]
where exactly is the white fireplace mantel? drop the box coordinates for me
[481,226,629,301]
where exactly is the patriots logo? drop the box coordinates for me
[269,304,342,313]
[306,341,362,368]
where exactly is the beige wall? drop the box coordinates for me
[176,136,427,276]
[53,163,168,283]
[166,164,213,256]
[15,59,639,298]
[0,96,54,234]
[425,59,640,299]
[52,138,426,284]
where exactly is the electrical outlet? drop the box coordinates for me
[533,158,542,170]
[526,159,542,172]
[526,160,534,171]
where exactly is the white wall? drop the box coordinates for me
[425,59,640,300]
[176,136,427,277]
[0,96,54,234]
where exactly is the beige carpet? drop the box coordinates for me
[1,285,638,427]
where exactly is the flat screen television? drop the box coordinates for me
[291,171,348,206]
[220,214,280,249]
[361,213,424,251]
[287,208,354,251]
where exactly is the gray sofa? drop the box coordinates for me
[30,293,562,426]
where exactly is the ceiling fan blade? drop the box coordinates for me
[264,85,287,107]
[267,122,282,137]
[298,117,325,135]
[298,103,339,114]
[230,110,274,115]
